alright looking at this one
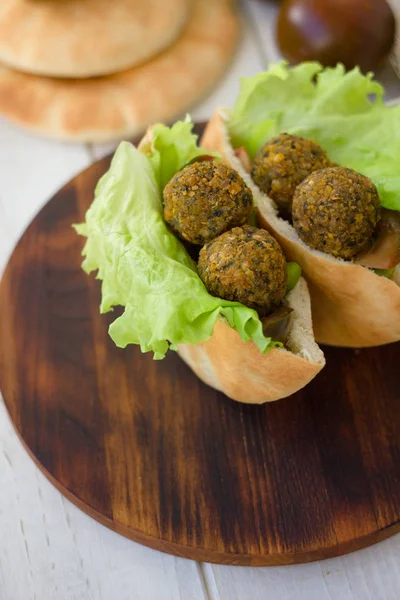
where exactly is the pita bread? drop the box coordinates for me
[137,121,325,404]
[178,278,325,404]
[0,0,239,142]
[0,0,189,78]
[202,109,400,348]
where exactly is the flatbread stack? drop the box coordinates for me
[0,0,239,141]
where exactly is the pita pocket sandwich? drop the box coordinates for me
[201,62,400,348]
[75,119,325,404]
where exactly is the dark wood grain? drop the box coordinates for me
[0,125,399,566]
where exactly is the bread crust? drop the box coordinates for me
[0,0,188,78]
[202,109,400,348]
[178,278,325,404]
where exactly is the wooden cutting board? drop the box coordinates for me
[0,125,399,566]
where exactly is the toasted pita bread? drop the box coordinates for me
[178,277,325,404]
[0,0,238,142]
[0,0,189,78]
[202,109,400,348]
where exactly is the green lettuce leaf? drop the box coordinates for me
[75,123,282,359]
[142,118,218,191]
[286,262,301,293]
[229,62,400,211]
[373,267,395,279]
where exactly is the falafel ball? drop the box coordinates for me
[292,166,381,260]
[251,133,330,212]
[198,225,287,316]
[163,161,253,245]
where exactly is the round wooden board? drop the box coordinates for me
[0,125,399,566]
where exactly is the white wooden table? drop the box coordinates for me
[1,2,400,599]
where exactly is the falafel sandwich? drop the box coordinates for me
[75,119,325,404]
[202,62,400,347]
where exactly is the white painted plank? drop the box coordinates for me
[0,198,12,281]
[204,535,400,600]
[0,118,91,276]
[91,5,265,161]
[189,3,265,121]
[245,0,280,65]
[376,62,400,100]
